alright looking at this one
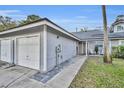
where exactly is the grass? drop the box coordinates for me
[69,56,124,88]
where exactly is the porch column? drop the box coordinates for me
[86,41,88,56]
[119,40,121,45]
[43,24,47,72]
[109,40,112,54]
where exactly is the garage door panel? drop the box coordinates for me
[27,37,40,61]
[1,40,12,63]
[17,38,28,62]
[17,36,40,70]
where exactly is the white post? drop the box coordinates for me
[43,25,47,72]
[109,40,112,54]
[82,42,84,54]
[14,38,17,64]
[11,39,14,64]
[86,41,88,56]
[119,40,121,45]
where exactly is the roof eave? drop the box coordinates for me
[0,18,81,41]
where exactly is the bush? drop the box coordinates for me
[112,46,118,58]
[112,46,124,59]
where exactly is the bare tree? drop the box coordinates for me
[102,5,112,63]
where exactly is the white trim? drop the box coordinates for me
[11,40,14,64]
[81,42,84,54]
[95,41,98,45]
[109,40,112,54]
[119,40,122,45]
[39,32,42,71]
[0,40,1,60]
[0,21,46,35]
[0,19,80,41]
[14,38,17,64]
[15,33,40,39]
[0,37,12,40]
[113,31,124,33]
[86,41,88,56]
[43,25,47,72]
[111,38,124,40]
[44,20,80,41]
[0,32,40,40]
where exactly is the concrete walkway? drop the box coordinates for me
[46,56,87,88]
[0,55,87,88]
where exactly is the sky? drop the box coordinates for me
[0,5,124,32]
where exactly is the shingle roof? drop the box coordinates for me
[0,18,80,41]
[72,30,124,40]
[72,30,104,40]
[109,32,124,38]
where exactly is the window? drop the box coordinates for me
[117,26,124,31]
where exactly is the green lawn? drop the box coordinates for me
[70,56,124,88]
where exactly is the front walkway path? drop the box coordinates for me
[46,56,87,88]
[0,55,87,88]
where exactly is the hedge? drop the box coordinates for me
[112,45,124,59]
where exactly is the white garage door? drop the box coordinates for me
[1,39,12,63]
[17,36,40,70]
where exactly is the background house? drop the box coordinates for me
[1,15,124,73]
[73,15,124,55]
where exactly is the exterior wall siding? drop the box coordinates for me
[111,40,120,47]
[47,31,77,71]
[119,40,124,45]
[0,24,79,72]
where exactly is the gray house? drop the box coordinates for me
[0,18,80,73]
[73,30,104,55]
[73,15,124,55]
[1,15,124,73]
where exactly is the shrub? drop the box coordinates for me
[112,46,119,58]
[112,45,124,59]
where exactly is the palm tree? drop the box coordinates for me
[102,5,112,63]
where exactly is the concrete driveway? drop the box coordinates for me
[0,61,45,88]
[0,55,87,88]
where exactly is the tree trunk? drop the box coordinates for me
[102,5,112,63]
